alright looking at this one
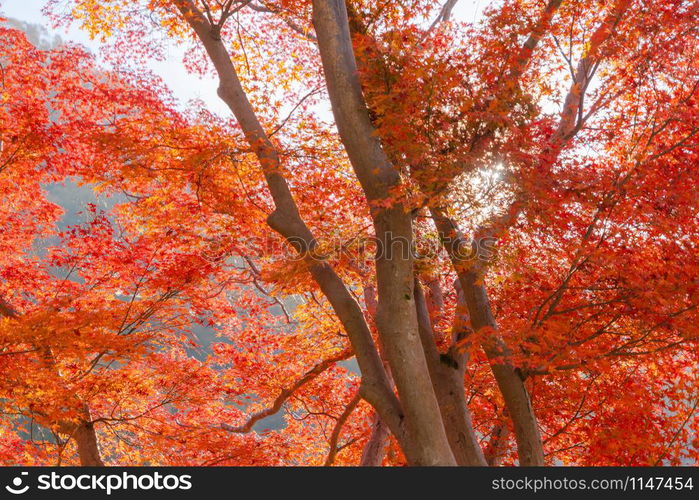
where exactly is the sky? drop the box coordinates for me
[1,0,226,113]
[1,0,486,117]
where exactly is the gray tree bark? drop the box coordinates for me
[312,0,456,465]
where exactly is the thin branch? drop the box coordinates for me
[653,397,699,466]
[221,349,352,433]
[323,390,361,466]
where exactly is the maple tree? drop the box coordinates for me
[1,0,697,466]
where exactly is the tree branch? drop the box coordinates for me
[222,349,352,433]
[323,390,361,466]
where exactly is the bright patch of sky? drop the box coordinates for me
[1,0,225,112]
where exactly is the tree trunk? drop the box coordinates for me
[73,421,104,466]
[484,420,510,466]
[458,268,545,466]
[0,299,104,466]
[360,413,390,466]
[431,210,545,465]
[312,0,456,465]
[414,279,487,465]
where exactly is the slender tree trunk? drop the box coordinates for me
[425,277,446,325]
[414,279,487,465]
[0,298,104,466]
[360,288,392,467]
[372,211,455,465]
[431,210,545,465]
[360,413,390,466]
[484,420,510,466]
[458,268,544,465]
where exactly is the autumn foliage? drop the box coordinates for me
[0,0,697,466]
